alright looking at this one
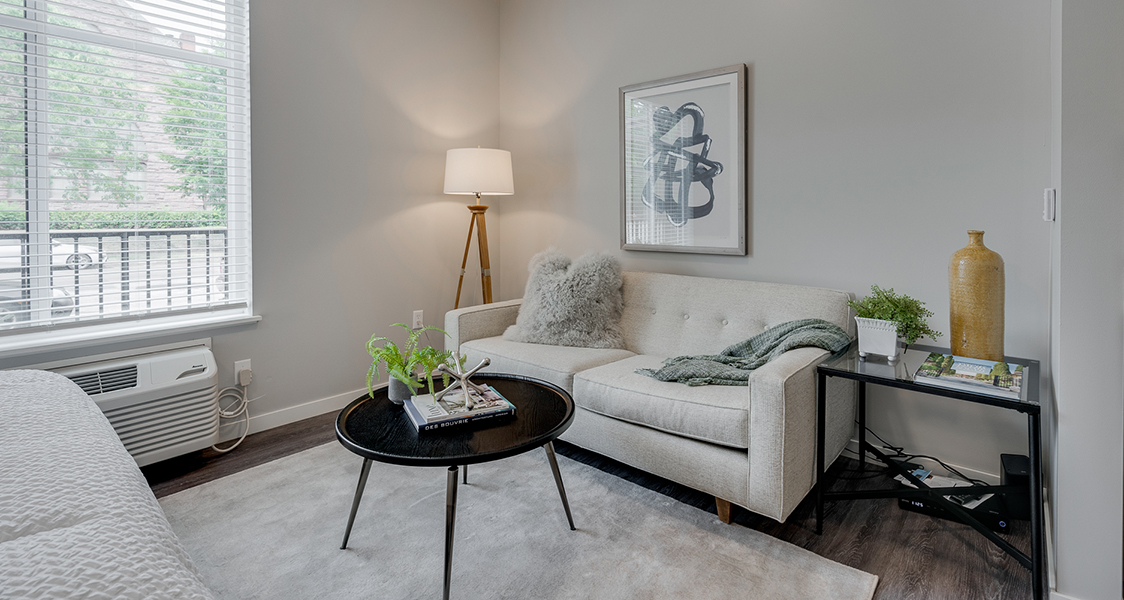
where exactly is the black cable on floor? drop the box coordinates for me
[855,422,988,486]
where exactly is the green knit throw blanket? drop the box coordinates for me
[636,318,852,386]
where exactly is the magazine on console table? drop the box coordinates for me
[913,352,1025,400]
[403,384,515,432]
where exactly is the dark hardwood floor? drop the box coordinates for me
[144,412,1033,600]
[557,442,1033,600]
[142,411,339,498]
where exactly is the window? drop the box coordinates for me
[0,0,250,349]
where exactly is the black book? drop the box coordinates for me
[898,494,1011,533]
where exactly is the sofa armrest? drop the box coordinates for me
[746,346,854,522]
[444,299,523,353]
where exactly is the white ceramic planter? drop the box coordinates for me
[855,317,901,362]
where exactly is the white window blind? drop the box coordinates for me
[0,0,250,340]
[623,98,692,248]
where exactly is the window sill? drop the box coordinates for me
[0,311,261,361]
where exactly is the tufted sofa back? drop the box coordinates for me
[619,271,855,357]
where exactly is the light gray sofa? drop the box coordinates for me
[446,271,856,523]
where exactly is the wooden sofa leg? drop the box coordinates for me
[715,497,733,524]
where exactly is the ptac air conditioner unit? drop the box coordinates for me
[50,344,219,467]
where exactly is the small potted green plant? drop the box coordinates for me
[366,324,463,404]
[847,285,941,362]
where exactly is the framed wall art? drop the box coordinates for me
[620,64,746,255]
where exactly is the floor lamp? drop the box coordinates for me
[444,148,514,308]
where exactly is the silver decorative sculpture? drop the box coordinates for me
[435,353,490,408]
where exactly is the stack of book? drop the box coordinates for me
[913,352,1025,400]
[894,467,1008,532]
[403,384,515,433]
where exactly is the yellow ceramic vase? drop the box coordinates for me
[948,230,1004,361]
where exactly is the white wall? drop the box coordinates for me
[1050,1,1124,597]
[1,0,503,430]
[498,0,1052,483]
[222,0,500,423]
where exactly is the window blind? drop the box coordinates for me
[0,0,249,335]
[623,98,693,248]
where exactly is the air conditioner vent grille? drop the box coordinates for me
[101,385,219,458]
[67,366,138,395]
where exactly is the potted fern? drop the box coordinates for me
[847,285,941,362]
[366,324,462,404]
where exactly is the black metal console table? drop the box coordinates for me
[815,343,1044,600]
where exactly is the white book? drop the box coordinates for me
[894,472,973,490]
[403,385,515,432]
[894,471,989,508]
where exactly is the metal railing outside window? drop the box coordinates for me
[0,227,233,325]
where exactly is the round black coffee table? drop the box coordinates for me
[335,373,576,600]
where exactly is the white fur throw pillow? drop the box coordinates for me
[503,249,626,349]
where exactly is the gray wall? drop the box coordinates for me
[1050,1,1124,597]
[222,0,501,423]
[498,0,1051,480]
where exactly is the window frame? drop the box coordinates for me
[0,0,253,353]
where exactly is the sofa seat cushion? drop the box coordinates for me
[460,336,635,393]
[573,355,750,449]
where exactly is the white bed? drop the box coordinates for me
[0,370,214,599]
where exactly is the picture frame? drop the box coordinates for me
[620,64,747,255]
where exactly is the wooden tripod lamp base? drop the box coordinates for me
[444,147,513,309]
[454,204,492,309]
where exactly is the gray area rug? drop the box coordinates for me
[160,443,878,600]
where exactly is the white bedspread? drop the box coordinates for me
[0,370,214,599]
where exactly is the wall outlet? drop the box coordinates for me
[412,310,424,329]
[237,359,255,388]
[234,359,251,383]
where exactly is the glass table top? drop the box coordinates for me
[819,342,1040,410]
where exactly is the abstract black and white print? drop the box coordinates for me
[641,102,724,227]
[621,65,745,254]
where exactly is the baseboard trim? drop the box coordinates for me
[1049,592,1081,600]
[1044,494,1057,592]
[844,439,1000,484]
[216,386,368,441]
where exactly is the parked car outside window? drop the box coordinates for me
[0,241,104,272]
[0,279,74,324]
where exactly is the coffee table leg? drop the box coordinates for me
[340,458,372,549]
[462,464,468,485]
[544,442,576,530]
[444,465,459,600]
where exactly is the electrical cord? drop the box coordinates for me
[211,383,249,454]
[834,448,891,479]
[897,452,987,486]
[856,423,988,486]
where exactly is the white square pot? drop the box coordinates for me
[855,317,901,362]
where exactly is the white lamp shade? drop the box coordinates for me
[443,148,514,196]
